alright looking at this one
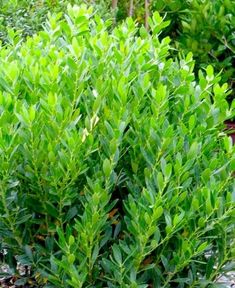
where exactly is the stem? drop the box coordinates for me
[112,0,118,10]
[0,180,22,247]
[29,125,49,231]
[128,0,134,17]
[111,0,118,25]
[145,0,150,31]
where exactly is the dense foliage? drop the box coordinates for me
[0,0,108,44]
[0,0,55,43]
[0,5,234,287]
[117,0,235,96]
[1,0,234,98]
[164,0,235,95]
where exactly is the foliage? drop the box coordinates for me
[0,0,109,44]
[0,5,234,287]
[1,1,234,97]
[115,0,235,97]
[0,0,55,43]
[165,0,235,97]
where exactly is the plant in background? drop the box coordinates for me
[0,0,50,43]
[127,0,235,99]
[0,0,112,45]
[176,0,235,100]
[91,0,235,100]
[0,4,234,288]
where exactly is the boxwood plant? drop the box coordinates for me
[0,5,234,288]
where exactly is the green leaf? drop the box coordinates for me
[64,206,78,222]
[71,37,80,56]
[188,142,199,159]
[153,206,163,220]
[68,254,75,264]
[48,92,57,106]
[103,158,112,178]
[69,235,75,246]
[160,255,169,270]
[24,245,33,261]
[224,136,233,153]
[91,244,99,265]
[45,202,59,218]
[189,115,196,130]
[157,172,164,191]
[197,242,208,253]
[112,244,122,265]
[164,163,172,179]
[29,106,36,122]
[206,65,214,79]
[15,214,32,225]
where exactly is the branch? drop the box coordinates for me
[145,0,150,30]
[128,0,134,17]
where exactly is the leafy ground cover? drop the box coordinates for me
[0,4,234,287]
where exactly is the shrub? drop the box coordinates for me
[1,1,234,98]
[174,0,235,98]
[122,0,235,97]
[102,0,235,99]
[0,0,53,44]
[90,1,235,100]
[0,5,234,287]
[0,0,110,45]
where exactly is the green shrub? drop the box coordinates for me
[100,0,235,99]
[1,1,234,98]
[175,0,235,97]
[0,0,110,45]
[0,0,53,43]
[0,5,234,287]
[136,0,235,98]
